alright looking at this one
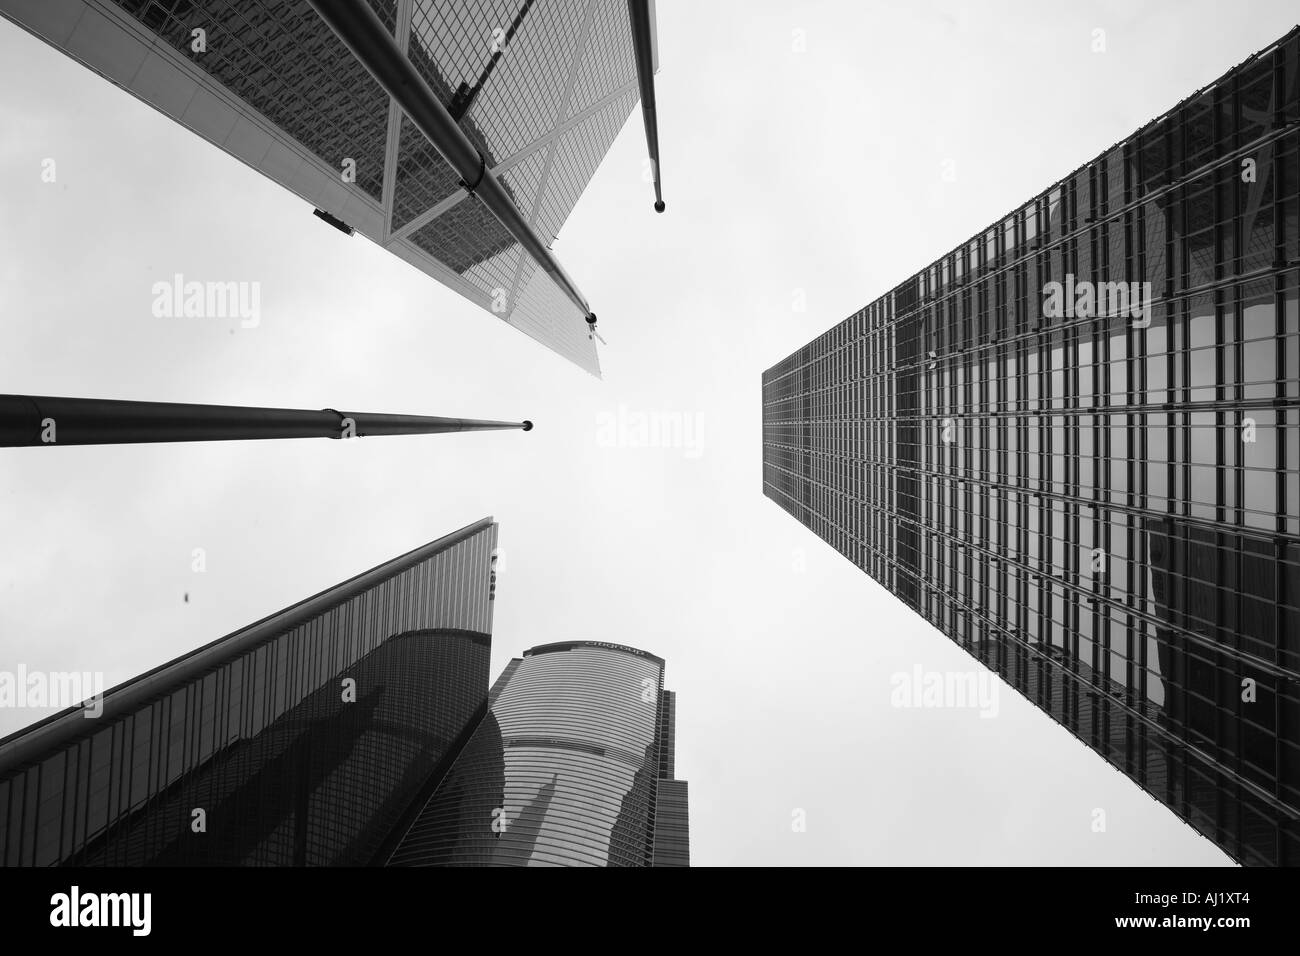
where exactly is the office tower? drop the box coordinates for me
[762,29,1300,865]
[387,640,689,866]
[0,518,499,865]
[0,0,664,375]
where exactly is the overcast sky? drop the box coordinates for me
[3,0,1297,865]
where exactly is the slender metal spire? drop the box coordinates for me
[305,0,596,325]
[628,0,664,213]
[0,395,532,447]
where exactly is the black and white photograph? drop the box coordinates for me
[0,0,1297,934]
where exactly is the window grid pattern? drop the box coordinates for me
[390,115,463,233]
[410,195,521,292]
[499,144,552,222]
[535,88,638,244]
[507,252,601,373]
[565,0,635,118]
[411,0,588,160]
[113,0,394,201]
[762,28,1300,866]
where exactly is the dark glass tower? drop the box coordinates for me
[0,0,660,375]
[762,29,1300,866]
[387,640,689,866]
[0,518,499,866]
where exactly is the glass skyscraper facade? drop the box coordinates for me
[387,640,689,866]
[0,518,498,866]
[762,29,1300,866]
[0,0,658,375]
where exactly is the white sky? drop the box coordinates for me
[3,0,1296,865]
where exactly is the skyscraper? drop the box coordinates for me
[387,640,689,866]
[762,28,1300,866]
[0,0,663,375]
[0,518,499,865]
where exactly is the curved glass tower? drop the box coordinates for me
[387,640,689,866]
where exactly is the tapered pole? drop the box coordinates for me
[0,395,532,447]
[628,0,664,213]
[306,0,596,324]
